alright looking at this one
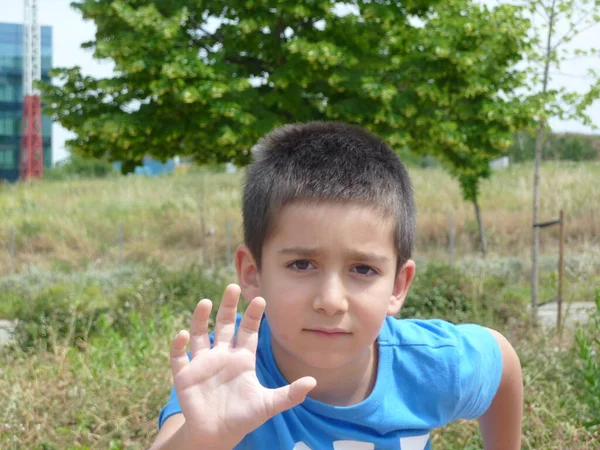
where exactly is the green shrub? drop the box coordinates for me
[507,132,598,162]
[110,264,233,335]
[45,154,116,181]
[401,262,475,322]
[401,262,526,326]
[5,264,235,351]
[575,288,600,427]
[12,284,109,351]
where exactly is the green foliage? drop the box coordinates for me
[110,265,233,335]
[44,154,116,181]
[38,0,534,193]
[401,261,529,325]
[401,262,483,324]
[3,264,233,352]
[0,307,175,448]
[394,1,535,205]
[1,262,598,447]
[10,284,109,351]
[508,132,598,162]
[555,136,597,161]
[575,288,600,427]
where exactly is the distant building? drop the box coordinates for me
[0,22,53,182]
[490,156,510,169]
[113,156,178,176]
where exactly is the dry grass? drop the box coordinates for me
[0,161,599,275]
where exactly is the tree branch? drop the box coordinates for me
[550,10,597,52]
[535,1,552,24]
[224,55,267,70]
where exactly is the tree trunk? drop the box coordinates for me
[532,0,555,315]
[531,121,546,311]
[473,199,488,256]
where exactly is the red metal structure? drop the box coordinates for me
[20,0,44,180]
[20,95,44,179]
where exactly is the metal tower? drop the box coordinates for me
[20,0,44,180]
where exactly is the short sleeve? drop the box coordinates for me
[451,324,503,420]
[158,384,183,428]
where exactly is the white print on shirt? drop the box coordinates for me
[333,442,374,449]
[293,443,311,450]
[292,433,430,450]
[399,433,430,449]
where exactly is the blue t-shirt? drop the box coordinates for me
[159,314,502,450]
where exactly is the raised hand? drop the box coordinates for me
[169,284,317,449]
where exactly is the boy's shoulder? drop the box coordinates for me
[380,314,487,348]
[377,316,503,423]
[379,315,502,378]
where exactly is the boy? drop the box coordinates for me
[150,122,523,450]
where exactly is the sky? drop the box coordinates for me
[2,0,600,164]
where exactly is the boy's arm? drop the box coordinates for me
[478,328,523,450]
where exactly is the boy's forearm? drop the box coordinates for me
[478,328,523,450]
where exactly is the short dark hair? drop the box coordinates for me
[242,121,415,270]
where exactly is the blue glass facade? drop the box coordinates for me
[113,156,177,176]
[0,22,52,182]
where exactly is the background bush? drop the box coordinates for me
[44,154,116,181]
[575,289,600,428]
[1,264,234,352]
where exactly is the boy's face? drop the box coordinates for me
[236,201,415,373]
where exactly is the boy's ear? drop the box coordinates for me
[387,259,416,316]
[235,244,261,302]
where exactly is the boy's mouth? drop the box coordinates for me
[304,328,350,337]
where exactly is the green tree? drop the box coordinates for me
[387,1,535,254]
[39,1,534,251]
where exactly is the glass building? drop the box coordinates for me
[0,22,52,182]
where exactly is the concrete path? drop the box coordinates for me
[535,301,597,329]
[0,320,16,347]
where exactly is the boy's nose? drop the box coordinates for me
[312,275,349,316]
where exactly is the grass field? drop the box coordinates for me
[0,160,599,449]
[0,263,598,449]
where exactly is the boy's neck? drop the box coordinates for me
[270,339,379,407]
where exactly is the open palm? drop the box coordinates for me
[169,284,316,448]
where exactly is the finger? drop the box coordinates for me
[234,297,266,352]
[190,299,213,358]
[269,377,317,418]
[213,284,242,348]
[170,330,191,377]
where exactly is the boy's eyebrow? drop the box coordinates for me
[278,247,321,257]
[346,250,390,264]
[278,247,390,263]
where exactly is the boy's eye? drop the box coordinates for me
[289,260,314,271]
[353,265,377,276]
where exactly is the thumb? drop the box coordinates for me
[269,377,317,417]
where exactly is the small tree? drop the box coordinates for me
[396,1,535,254]
[524,0,600,309]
